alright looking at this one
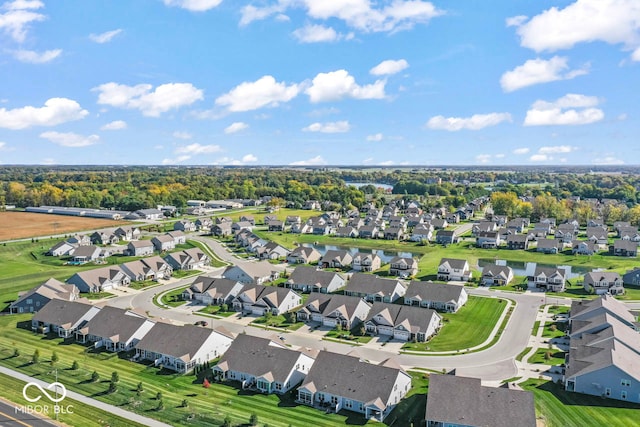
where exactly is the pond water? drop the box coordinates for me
[477,258,595,280]
[345,182,394,191]
[301,243,419,263]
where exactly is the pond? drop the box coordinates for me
[301,243,419,263]
[344,182,394,191]
[477,258,595,280]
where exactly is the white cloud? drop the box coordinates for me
[289,155,327,166]
[513,147,530,155]
[426,112,512,131]
[362,157,373,164]
[240,3,286,26]
[225,122,249,134]
[0,97,88,129]
[500,56,588,92]
[216,75,300,112]
[378,160,395,166]
[524,93,604,126]
[633,47,640,61]
[12,48,61,63]
[512,0,640,60]
[0,0,45,43]
[40,131,99,147]
[172,131,192,139]
[175,143,222,154]
[242,153,258,162]
[101,120,127,130]
[366,133,383,141]
[292,24,349,43]
[476,154,492,164]
[303,120,350,133]
[0,141,6,150]
[506,15,527,27]
[93,82,203,117]
[162,154,191,165]
[370,59,409,76]
[163,0,222,12]
[530,154,550,162]
[89,29,122,43]
[539,145,576,154]
[306,69,386,103]
[495,153,505,159]
[40,157,56,165]
[593,156,624,165]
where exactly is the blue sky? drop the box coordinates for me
[0,0,639,166]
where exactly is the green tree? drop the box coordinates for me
[181,399,188,408]
[31,349,40,364]
[111,371,119,383]
[156,399,164,411]
[136,381,143,393]
[249,413,258,426]
[50,351,59,366]
[71,360,79,370]
[108,381,117,394]
[156,391,163,401]
[91,371,100,383]
[12,348,19,358]
[222,416,232,427]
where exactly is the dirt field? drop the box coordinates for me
[0,211,130,241]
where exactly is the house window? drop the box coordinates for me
[26,299,33,305]
[331,396,339,405]
[621,379,631,386]
[621,390,627,400]
[605,388,611,397]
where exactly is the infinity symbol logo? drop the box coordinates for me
[22,382,67,403]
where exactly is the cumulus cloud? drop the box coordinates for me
[162,155,191,165]
[524,93,604,126]
[0,0,46,43]
[12,48,61,63]
[633,47,640,61]
[163,0,222,12]
[40,131,99,147]
[366,133,383,141]
[530,154,550,162]
[101,120,127,130]
[510,0,640,60]
[93,82,203,117]
[0,97,88,129]
[506,15,527,27]
[476,154,492,164]
[500,56,588,92]
[370,59,409,76]
[216,75,301,112]
[172,131,192,139]
[306,69,385,103]
[303,120,350,133]
[513,147,530,155]
[426,112,512,131]
[292,24,352,43]
[224,121,249,134]
[175,143,222,154]
[539,145,576,154]
[89,29,122,43]
[289,155,327,166]
[242,153,258,162]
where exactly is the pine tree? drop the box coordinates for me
[31,349,40,364]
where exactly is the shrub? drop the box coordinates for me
[71,360,79,370]
[91,371,100,383]
[31,349,40,364]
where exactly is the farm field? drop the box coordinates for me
[0,211,129,241]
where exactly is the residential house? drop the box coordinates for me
[182,277,244,305]
[239,215,255,226]
[31,300,100,338]
[66,266,131,293]
[195,218,213,232]
[347,217,365,229]
[445,212,460,224]
[614,221,631,235]
[70,245,102,264]
[297,351,412,422]
[344,273,406,303]
[540,217,557,227]
[286,266,345,293]
[335,226,359,238]
[352,253,382,272]
[569,295,638,333]
[309,217,332,235]
[66,234,91,246]
[90,231,119,245]
[174,220,196,232]
[426,374,536,427]
[48,241,76,257]
[585,226,609,246]
[383,227,404,240]
[126,240,154,257]
[151,235,176,252]
[167,230,187,245]
[405,214,423,228]
[528,266,567,292]
[76,306,155,352]
[211,222,232,237]
[121,259,159,282]
[113,227,140,241]
[164,248,210,270]
[471,221,497,236]
[476,231,501,248]
[10,278,79,314]
[285,216,301,227]
[138,255,173,279]
[267,220,285,232]
[623,267,640,286]
[389,256,419,278]
[610,240,638,257]
[134,209,163,220]
[358,225,380,239]
[437,258,471,282]
[135,322,234,374]
[221,262,280,285]
[587,219,606,229]
[506,234,529,250]
[618,227,640,242]
[213,335,316,394]
[536,238,563,254]
[232,284,302,315]
[410,223,434,242]
[319,250,353,269]
[364,303,441,342]
[583,272,624,295]
[256,241,290,260]
[286,246,321,264]
[262,215,278,224]
[303,200,321,210]
[532,222,552,238]
[481,264,514,286]
[435,230,458,245]
[404,281,468,313]
[431,218,448,230]
[556,223,579,243]
[506,218,528,233]
[572,240,599,255]
[297,293,371,329]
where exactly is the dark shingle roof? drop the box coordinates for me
[80,306,150,342]
[32,300,96,328]
[346,273,404,298]
[288,266,343,289]
[136,322,224,362]
[406,281,465,303]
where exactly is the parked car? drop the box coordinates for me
[194,320,208,327]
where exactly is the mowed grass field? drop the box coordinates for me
[522,379,640,427]
[0,211,129,241]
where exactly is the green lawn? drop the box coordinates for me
[82,291,116,300]
[547,305,571,315]
[325,327,373,344]
[402,296,506,352]
[0,314,374,427]
[532,320,541,336]
[159,285,190,307]
[196,305,236,317]
[187,239,227,268]
[541,321,567,338]
[527,348,566,365]
[172,269,202,279]
[382,371,428,427]
[522,379,640,427]
[252,313,306,331]
[128,280,159,291]
[516,347,532,362]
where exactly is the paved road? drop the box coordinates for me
[0,399,56,427]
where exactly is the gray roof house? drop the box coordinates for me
[404,281,468,313]
[435,230,458,245]
[213,335,316,394]
[10,278,79,314]
[536,238,563,254]
[286,246,321,264]
[167,230,187,245]
[480,264,514,286]
[437,258,471,282]
[76,306,155,352]
[151,234,176,252]
[221,262,280,285]
[286,266,345,293]
[70,245,102,264]
[319,250,353,269]
[31,300,100,338]
[256,241,290,260]
[426,374,536,427]
[173,220,196,232]
[48,240,76,257]
[126,240,155,257]
[182,276,244,305]
[610,239,638,257]
[352,252,382,272]
[344,273,407,303]
[623,267,640,286]
[527,266,566,292]
[297,293,372,330]
[135,322,234,373]
[137,255,173,280]
[232,284,302,316]
[569,296,638,332]
[583,271,624,296]
[297,351,412,422]
[364,302,441,342]
[388,256,419,278]
[120,259,158,282]
[66,266,131,293]
[164,248,209,270]
[506,233,529,250]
